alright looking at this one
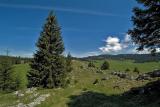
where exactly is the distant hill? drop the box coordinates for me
[80,54,160,63]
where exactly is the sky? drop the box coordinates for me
[0,0,142,57]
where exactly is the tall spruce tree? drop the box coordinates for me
[128,0,160,53]
[28,11,66,88]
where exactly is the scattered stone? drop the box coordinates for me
[17,103,27,107]
[101,77,109,81]
[96,70,103,74]
[14,91,24,97]
[18,93,24,97]
[14,91,19,96]
[111,71,128,79]
[147,69,160,78]
[136,69,160,81]
[125,80,160,96]
[127,75,135,80]
[136,74,151,81]
[113,85,120,89]
[12,94,50,107]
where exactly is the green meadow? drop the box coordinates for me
[0,59,160,107]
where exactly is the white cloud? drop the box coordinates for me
[71,51,101,58]
[99,34,132,53]
[122,34,131,48]
[124,34,131,43]
[99,36,123,53]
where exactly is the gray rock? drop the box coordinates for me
[136,74,151,80]
[17,103,27,107]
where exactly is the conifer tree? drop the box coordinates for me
[128,0,160,53]
[0,58,16,91]
[88,61,95,68]
[28,11,66,88]
[66,53,73,73]
[63,53,73,87]
[133,67,140,74]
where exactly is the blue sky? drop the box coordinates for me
[0,0,140,57]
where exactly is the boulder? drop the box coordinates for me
[101,77,109,81]
[136,74,151,80]
[147,69,160,78]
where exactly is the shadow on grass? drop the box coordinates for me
[67,91,123,107]
[67,80,160,107]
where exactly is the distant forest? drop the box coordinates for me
[0,53,160,65]
[0,55,32,65]
[80,54,160,63]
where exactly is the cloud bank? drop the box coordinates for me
[99,34,133,53]
[99,36,123,53]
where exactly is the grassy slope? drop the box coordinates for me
[0,60,160,107]
[94,60,160,73]
[13,64,30,89]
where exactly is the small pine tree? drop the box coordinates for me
[66,53,73,73]
[63,53,73,87]
[0,58,16,92]
[101,61,109,70]
[88,61,95,68]
[27,11,66,88]
[133,67,140,74]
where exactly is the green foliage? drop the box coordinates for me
[93,79,99,85]
[88,61,95,68]
[66,53,73,73]
[125,68,130,72]
[0,58,18,92]
[62,53,73,87]
[101,61,109,70]
[13,64,30,89]
[28,11,66,88]
[133,67,140,74]
[0,55,31,65]
[128,0,160,53]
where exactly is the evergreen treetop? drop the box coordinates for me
[128,0,160,53]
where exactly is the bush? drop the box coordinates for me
[74,80,78,84]
[125,68,130,72]
[133,67,140,74]
[101,61,109,70]
[88,61,95,68]
[93,79,99,85]
[79,65,83,69]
